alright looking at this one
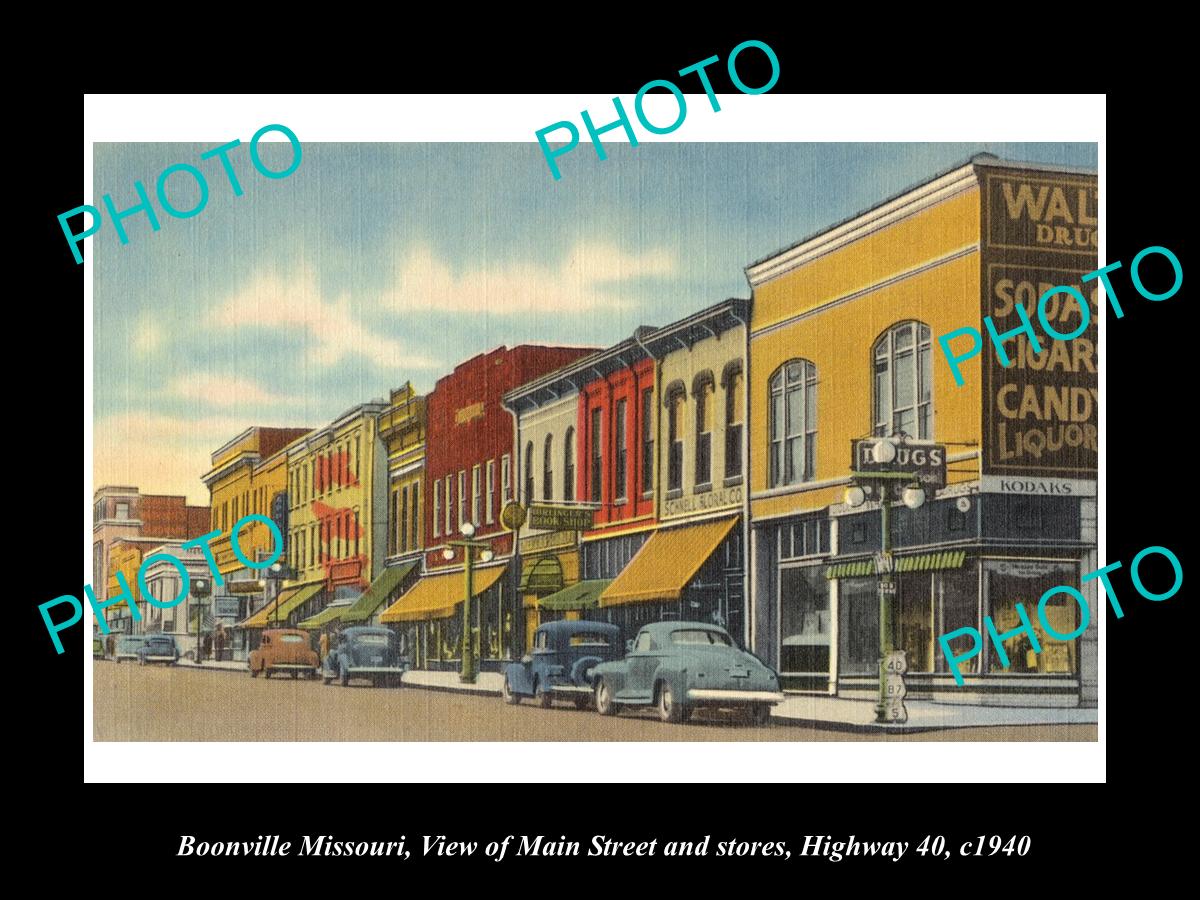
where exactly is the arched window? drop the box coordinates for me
[873,321,933,438]
[722,362,744,481]
[543,434,554,502]
[524,441,535,504]
[693,372,715,488]
[664,382,687,493]
[768,360,817,488]
[563,427,575,501]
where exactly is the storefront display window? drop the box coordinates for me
[985,560,1078,675]
[779,566,829,675]
[837,576,878,675]
[936,566,980,674]
[896,571,933,673]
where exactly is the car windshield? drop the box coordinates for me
[670,629,733,647]
[354,634,390,646]
[147,638,173,647]
[280,635,307,644]
[570,634,611,647]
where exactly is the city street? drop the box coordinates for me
[92,663,1097,742]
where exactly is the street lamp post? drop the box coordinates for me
[845,437,926,725]
[192,577,211,664]
[443,521,494,684]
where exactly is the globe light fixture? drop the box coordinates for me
[844,485,867,508]
[872,439,897,464]
[479,549,495,563]
[442,547,455,561]
[902,485,926,509]
[460,521,476,538]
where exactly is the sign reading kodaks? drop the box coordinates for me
[978,165,1098,479]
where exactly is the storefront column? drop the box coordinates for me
[1079,498,1098,707]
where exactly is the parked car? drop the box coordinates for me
[502,620,621,709]
[590,622,785,725]
[136,633,180,666]
[249,629,320,679]
[93,637,106,659]
[322,627,407,687]
[113,635,148,663]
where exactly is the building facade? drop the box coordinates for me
[381,344,594,670]
[93,486,209,633]
[202,426,310,658]
[138,541,210,658]
[745,155,1098,706]
[600,300,750,639]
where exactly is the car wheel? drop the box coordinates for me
[291,671,299,680]
[535,680,553,709]
[340,665,350,687]
[657,683,685,724]
[502,676,520,705]
[137,656,146,667]
[595,679,620,716]
[264,667,272,679]
[749,703,772,727]
[250,665,258,678]
[573,696,589,711]
[323,675,333,686]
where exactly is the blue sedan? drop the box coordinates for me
[136,634,180,665]
[502,620,621,709]
[322,627,407,687]
[590,622,785,725]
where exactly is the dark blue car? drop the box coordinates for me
[502,620,621,709]
[136,633,179,666]
[322,627,407,687]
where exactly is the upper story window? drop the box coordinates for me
[433,478,442,538]
[614,398,628,502]
[723,363,744,481]
[115,501,130,520]
[590,408,603,504]
[563,428,575,502]
[640,387,654,497]
[693,373,715,489]
[502,454,512,504]
[472,465,482,526]
[665,383,686,494]
[524,442,535,504]
[543,435,554,502]
[873,321,933,439]
[768,359,817,488]
[486,460,496,523]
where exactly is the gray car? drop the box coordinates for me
[590,622,785,725]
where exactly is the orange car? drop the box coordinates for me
[249,629,320,679]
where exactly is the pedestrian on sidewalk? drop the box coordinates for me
[214,624,226,662]
[319,630,330,662]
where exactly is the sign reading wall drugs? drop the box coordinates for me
[526,504,594,532]
[979,168,1098,478]
[851,441,946,489]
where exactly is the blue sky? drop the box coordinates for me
[93,141,1097,503]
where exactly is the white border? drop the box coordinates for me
[84,93,1105,784]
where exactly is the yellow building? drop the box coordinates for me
[745,156,1097,707]
[202,426,310,658]
[329,385,426,635]
[281,401,389,630]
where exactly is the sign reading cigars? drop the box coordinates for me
[980,167,1098,479]
[526,504,594,532]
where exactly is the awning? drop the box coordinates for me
[520,556,564,595]
[297,604,351,630]
[340,561,419,624]
[379,565,508,624]
[824,550,968,580]
[601,517,739,607]
[241,583,323,628]
[537,579,612,612]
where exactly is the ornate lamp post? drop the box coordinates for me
[443,521,494,684]
[192,577,211,664]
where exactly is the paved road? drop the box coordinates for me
[92,662,1097,742]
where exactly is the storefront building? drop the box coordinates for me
[380,344,593,670]
[277,403,388,636]
[139,541,210,659]
[93,486,209,633]
[317,384,427,638]
[201,426,309,659]
[599,300,750,639]
[745,155,1097,706]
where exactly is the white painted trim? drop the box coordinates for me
[389,460,423,480]
[746,164,980,287]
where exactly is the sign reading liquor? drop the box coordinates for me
[978,164,1098,478]
[851,440,946,490]
[526,504,594,532]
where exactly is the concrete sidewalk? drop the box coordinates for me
[772,694,1098,733]
[401,670,503,696]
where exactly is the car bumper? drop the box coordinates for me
[686,689,786,704]
[116,654,138,661]
[270,664,318,670]
[346,667,406,675]
[549,684,591,694]
[142,655,177,663]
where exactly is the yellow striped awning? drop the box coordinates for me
[241,583,323,628]
[379,565,508,623]
[600,517,738,607]
[825,550,967,580]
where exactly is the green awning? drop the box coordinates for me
[340,561,419,623]
[537,579,612,612]
[520,556,564,595]
[825,550,967,580]
[241,582,324,627]
[297,604,351,630]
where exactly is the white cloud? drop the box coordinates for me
[382,241,676,314]
[158,374,295,408]
[132,317,164,356]
[207,270,440,371]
